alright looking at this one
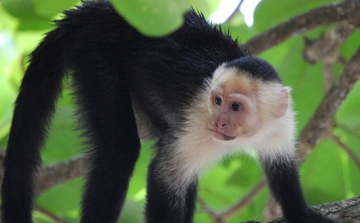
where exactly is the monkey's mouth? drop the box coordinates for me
[208,129,237,141]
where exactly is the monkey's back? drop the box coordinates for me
[54,0,247,132]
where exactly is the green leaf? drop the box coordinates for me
[127,141,153,199]
[2,0,52,30]
[226,157,262,188]
[301,139,346,204]
[109,0,189,36]
[37,178,83,217]
[0,77,16,139]
[41,89,81,164]
[188,0,217,18]
[336,82,360,128]
[118,200,143,223]
[32,0,79,18]
[0,5,18,30]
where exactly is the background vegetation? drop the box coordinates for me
[0,0,359,222]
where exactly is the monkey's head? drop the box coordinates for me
[207,61,290,142]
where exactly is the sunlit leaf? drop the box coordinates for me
[2,0,51,30]
[109,0,189,36]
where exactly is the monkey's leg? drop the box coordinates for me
[73,61,140,223]
[262,158,337,223]
[184,180,198,223]
[145,146,197,223]
[263,159,311,223]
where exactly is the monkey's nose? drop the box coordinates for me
[218,122,227,128]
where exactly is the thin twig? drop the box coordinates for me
[197,197,218,221]
[216,181,267,223]
[330,133,360,172]
[335,122,360,139]
[35,206,69,223]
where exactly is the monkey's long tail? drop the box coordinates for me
[1,28,69,223]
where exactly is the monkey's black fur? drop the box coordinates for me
[1,1,338,223]
[225,57,281,82]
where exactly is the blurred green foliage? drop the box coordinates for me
[0,0,359,222]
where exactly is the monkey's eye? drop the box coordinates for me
[231,103,242,111]
[214,96,222,106]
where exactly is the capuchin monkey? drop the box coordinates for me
[1,1,338,223]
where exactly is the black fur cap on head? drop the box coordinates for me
[226,56,282,82]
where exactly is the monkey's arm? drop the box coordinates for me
[262,158,339,223]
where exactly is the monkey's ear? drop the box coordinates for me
[273,87,289,118]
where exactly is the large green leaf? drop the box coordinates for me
[109,0,189,36]
[36,178,83,221]
[0,5,18,30]
[301,139,347,205]
[41,89,81,164]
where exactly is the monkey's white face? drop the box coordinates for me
[207,86,261,141]
[207,66,289,142]
[207,69,262,141]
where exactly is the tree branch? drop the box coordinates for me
[242,0,360,55]
[35,156,86,195]
[269,196,360,223]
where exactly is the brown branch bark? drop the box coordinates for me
[302,21,358,65]
[35,156,86,195]
[269,196,360,223]
[0,152,87,196]
[242,0,360,55]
